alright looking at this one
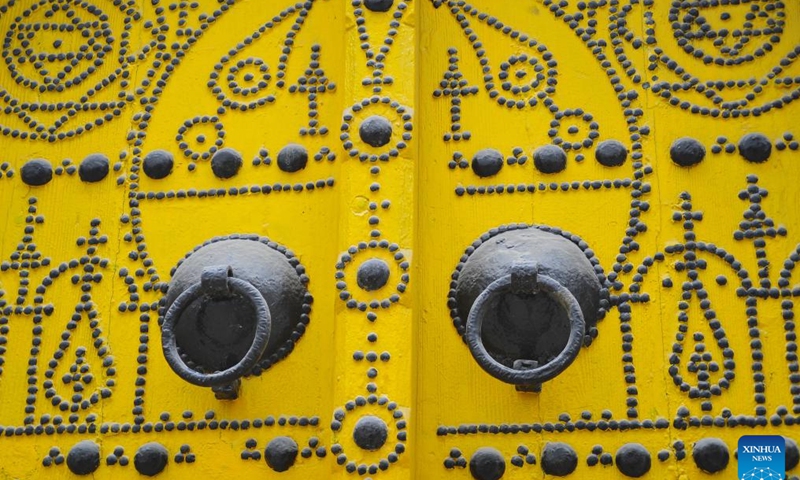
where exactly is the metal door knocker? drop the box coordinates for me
[160,235,312,400]
[453,225,609,391]
[466,262,585,392]
[162,265,272,395]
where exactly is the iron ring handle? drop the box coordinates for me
[465,270,585,385]
[161,268,272,387]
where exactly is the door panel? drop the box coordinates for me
[417,2,800,479]
[0,0,798,479]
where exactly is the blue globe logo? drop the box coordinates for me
[741,467,784,480]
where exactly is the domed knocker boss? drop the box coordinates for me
[160,236,311,399]
[454,225,607,392]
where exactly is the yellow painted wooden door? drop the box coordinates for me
[0,0,798,479]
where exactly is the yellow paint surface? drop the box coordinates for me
[0,0,798,478]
